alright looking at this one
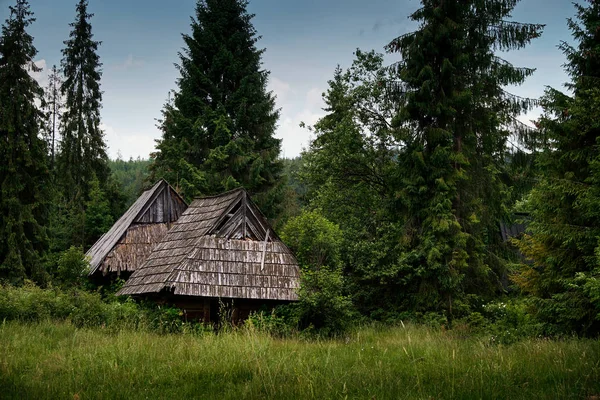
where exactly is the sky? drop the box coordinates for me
[1,0,581,159]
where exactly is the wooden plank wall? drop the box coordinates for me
[100,223,170,275]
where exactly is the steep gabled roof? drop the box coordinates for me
[86,179,187,275]
[500,213,530,242]
[117,188,300,301]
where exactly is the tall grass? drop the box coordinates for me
[1,320,598,399]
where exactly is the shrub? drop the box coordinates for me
[245,308,297,337]
[0,283,190,333]
[56,246,89,288]
[293,267,354,336]
[281,210,343,268]
[479,299,545,344]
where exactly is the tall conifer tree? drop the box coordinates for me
[515,0,600,335]
[0,0,50,284]
[150,0,283,217]
[58,0,109,201]
[388,0,543,316]
[43,65,63,172]
[55,0,117,248]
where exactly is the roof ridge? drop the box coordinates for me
[192,187,247,200]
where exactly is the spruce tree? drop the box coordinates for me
[0,0,50,284]
[515,0,600,335]
[150,0,282,217]
[42,65,63,172]
[55,0,117,248]
[388,1,543,317]
[58,0,109,202]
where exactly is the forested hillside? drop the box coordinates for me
[108,157,151,209]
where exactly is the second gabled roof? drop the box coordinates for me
[86,179,187,275]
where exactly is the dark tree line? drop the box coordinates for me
[0,0,120,285]
[294,0,600,335]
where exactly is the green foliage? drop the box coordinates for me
[41,64,63,171]
[84,176,113,247]
[57,0,110,203]
[293,267,354,336]
[281,210,343,269]
[514,1,600,336]
[0,283,191,333]
[57,0,106,195]
[43,0,124,255]
[245,308,297,337]
[56,246,89,288]
[281,211,353,335]
[268,156,307,230]
[384,0,541,317]
[150,0,283,218]
[108,156,150,209]
[300,52,410,318]
[478,299,543,344]
[0,0,50,286]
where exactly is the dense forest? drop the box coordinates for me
[1,0,599,341]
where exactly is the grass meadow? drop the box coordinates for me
[1,321,599,399]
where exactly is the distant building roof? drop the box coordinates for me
[499,213,530,242]
[86,180,187,276]
[118,188,300,301]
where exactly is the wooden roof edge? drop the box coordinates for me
[191,186,246,201]
[204,190,246,236]
[134,179,188,222]
[86,179,181,276]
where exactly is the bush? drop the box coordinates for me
[479,299,544,344]
[293,267,355,336]
[281,211,355,336]
[0,283,189,333]
[281,210,343,268]
[245,308,297,337]
[56,246,89,288]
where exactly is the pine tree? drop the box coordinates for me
[150,0,283,217]
[57,0,109,202]
[0,0,50,285]
[515,0,600,335]
[387,0,543,317]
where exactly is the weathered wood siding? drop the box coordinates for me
[86,180,188,276]
[136,185,187,224]
[100,223,170,275]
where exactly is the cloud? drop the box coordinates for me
[268,77,292,106]
[306,87,324,111]
[28,59,48,89]
[101,123,157,160]
[113,54,144,71]
[274,87,326,158]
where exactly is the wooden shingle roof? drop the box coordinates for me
[86,180,187,276]
[117,188,300,301]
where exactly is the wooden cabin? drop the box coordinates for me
[117,188,300,322]
[86,179,188,281]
